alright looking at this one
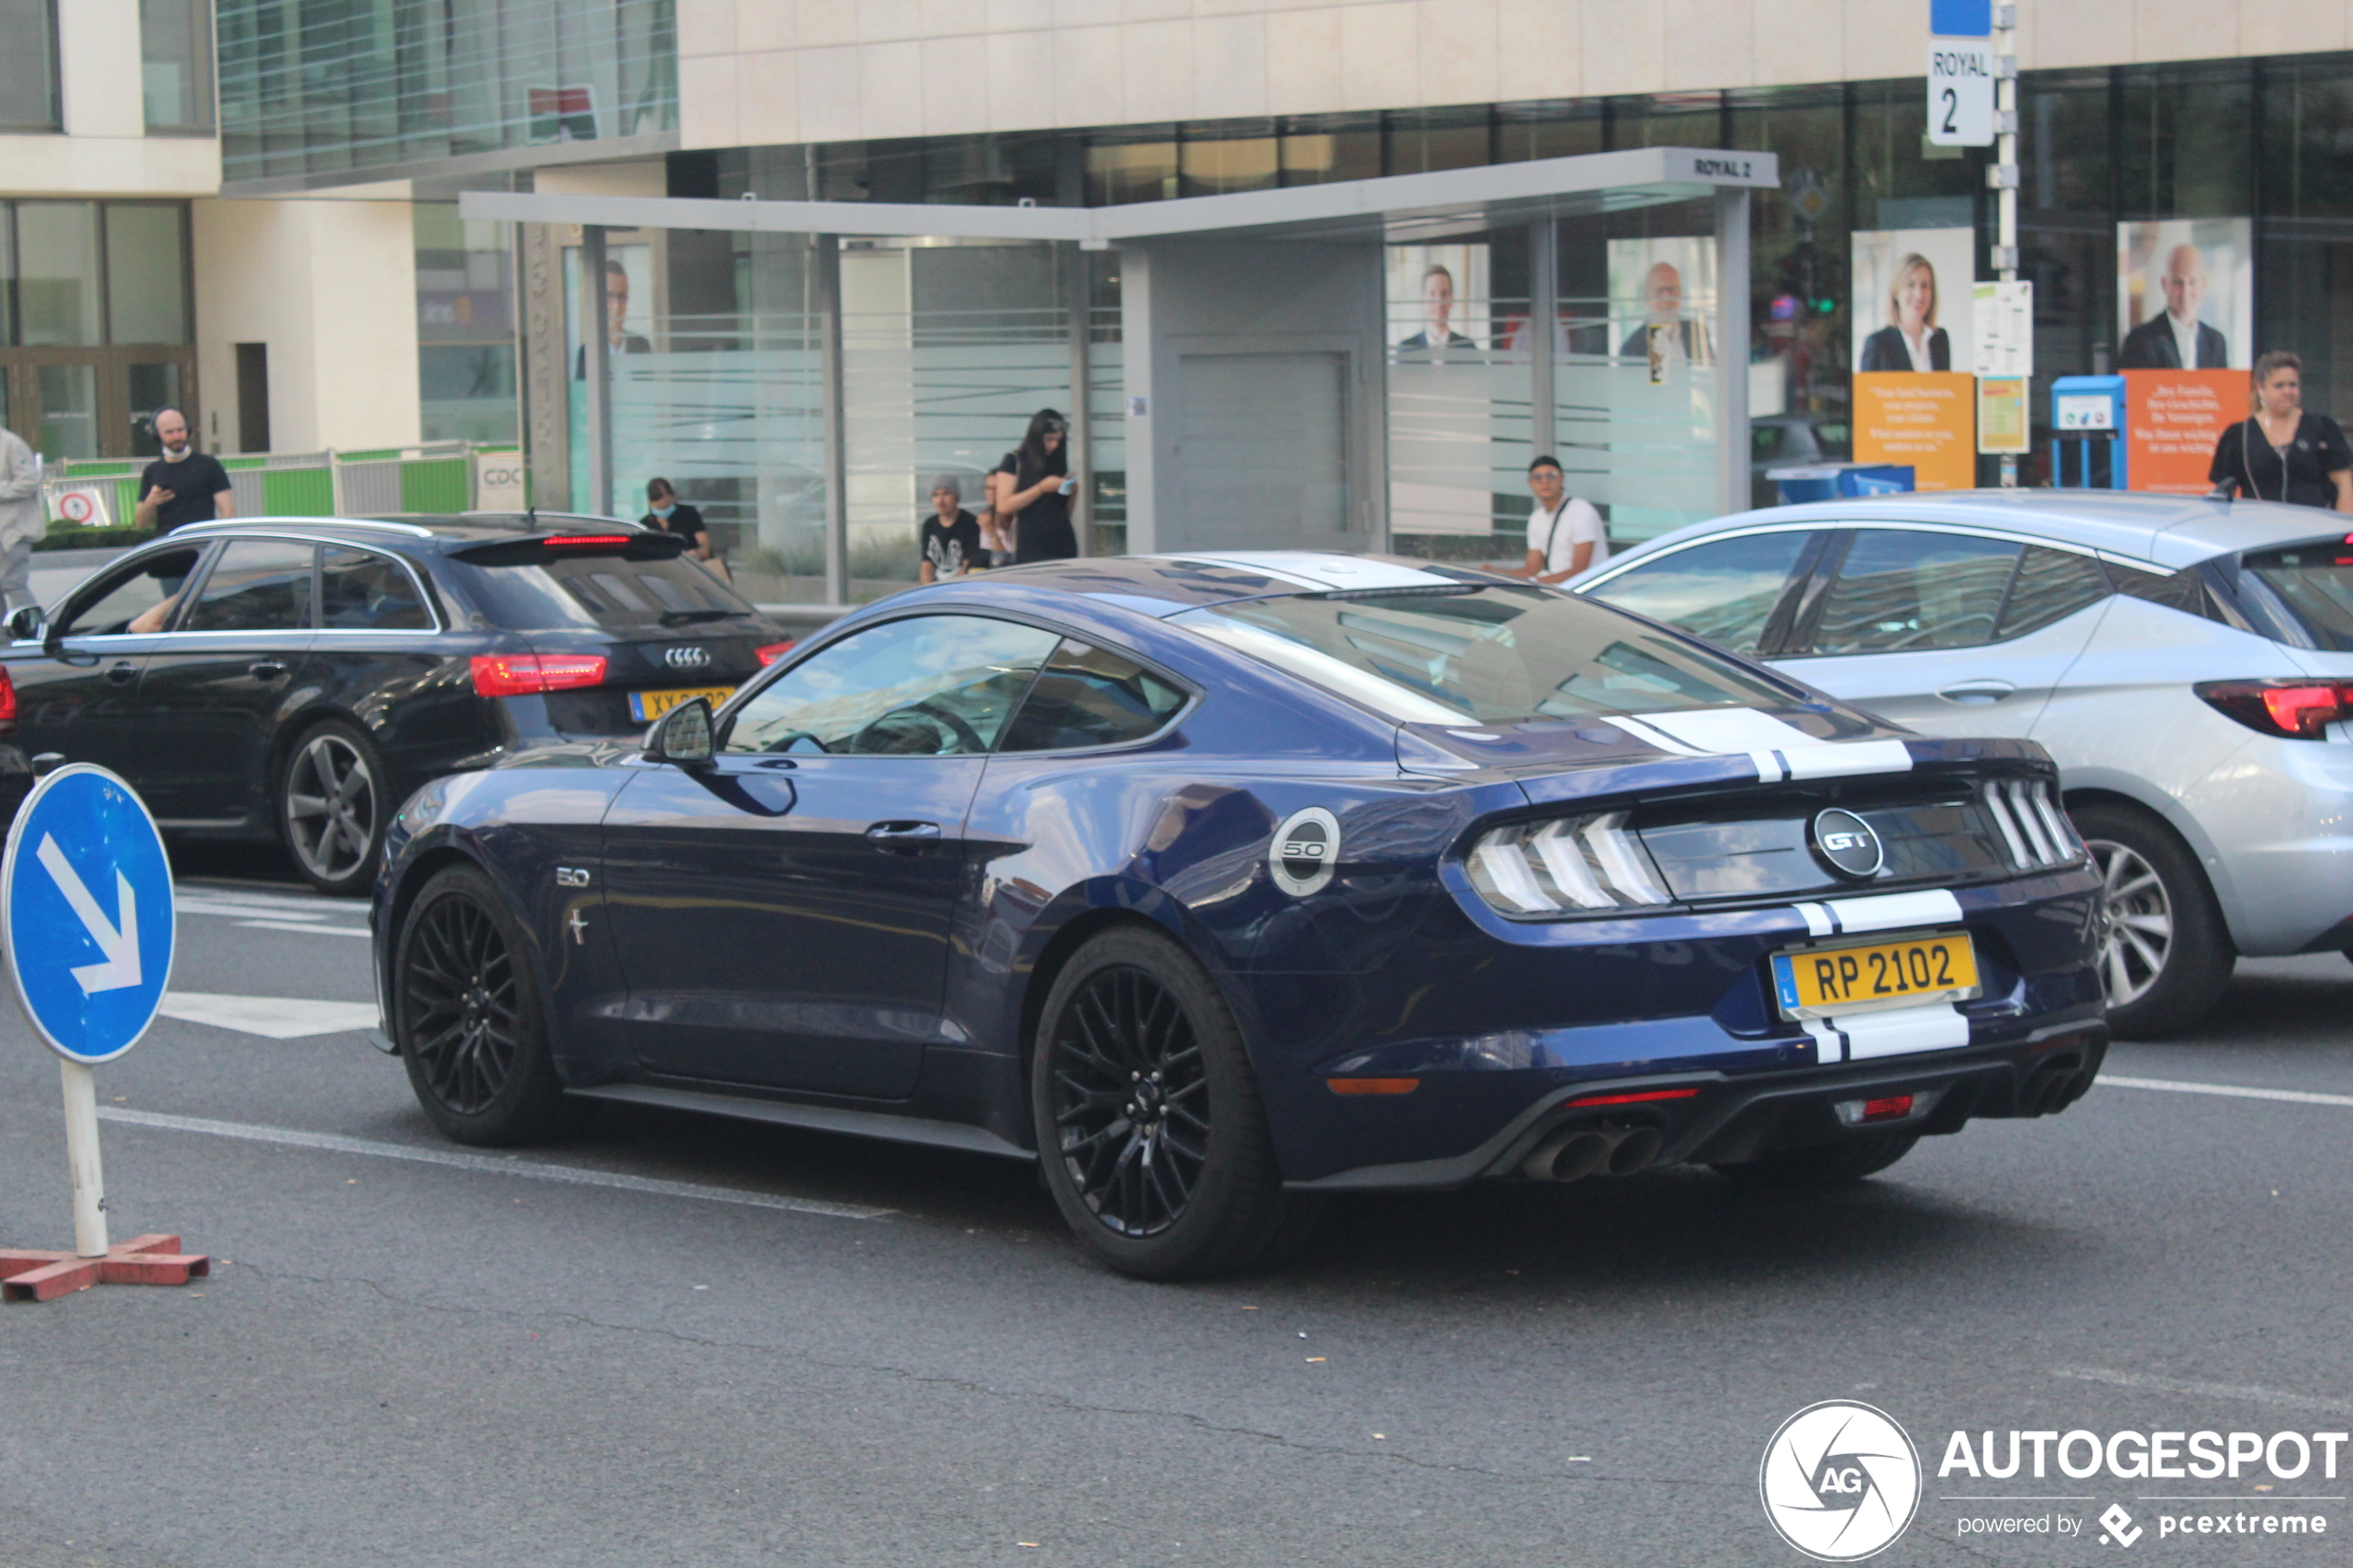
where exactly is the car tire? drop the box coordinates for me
[393,864,573,1147]
[278,718,389,897]
[2070,801,2234,1040]
[1712,1132,1919,1189]
[1031,926,1320,1281]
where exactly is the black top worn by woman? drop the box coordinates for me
[639,500,707,542]
[1000,449,1077,564]
[2209,414,2353,509]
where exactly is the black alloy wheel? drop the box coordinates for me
[280,719,386,896]
[1033,927,1319,1279]
[2070,801,2234,1039]
[395,865,571,1145]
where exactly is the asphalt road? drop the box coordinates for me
[2,847,2348,1567]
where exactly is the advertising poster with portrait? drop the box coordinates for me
[1386,243,1498,536]
[2116,220,2252,492]
[1849,228,1977,489]
[1605,237,1717,382]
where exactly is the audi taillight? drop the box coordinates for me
[2196,678,2353,740]
[0,665,16,725]
[755,642,795,666]
[1463,812,1670,915]
[470,653,609,697]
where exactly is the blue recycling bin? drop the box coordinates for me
[1764,463,1917,506]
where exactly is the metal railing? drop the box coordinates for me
[35,443,524,536]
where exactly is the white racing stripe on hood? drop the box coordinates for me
[1622,709,1914,782]
[1835,1002,1971,1060]
[1144,552,1460,592]
[1793,888,1966,936]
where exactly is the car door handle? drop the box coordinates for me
[248,660,289,681]
[1936,680,2018,705]
[864,821,942,853]
[105,660,138,685]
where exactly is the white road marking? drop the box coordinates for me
[2098,1073,2353,1110]
[96,1107,893,1220]
[177,897,333,921]
[235,919,371,938]
[157,992,382,1038]
[2053,1365,2353,1418]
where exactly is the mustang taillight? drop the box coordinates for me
[0,664,16,725]
[2196,678,2353,740]
[1463,812,1670,915]
[1981,777,2080,871]
[754,642,795,666]
[470,653,609,697]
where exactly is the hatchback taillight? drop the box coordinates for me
[2196,678,2353,740]
[470,653,609,697]
[755,642,795,666]
[1463,813,1671,915]
[0,665,16,725]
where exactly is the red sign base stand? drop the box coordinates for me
[0,1234,209,1302]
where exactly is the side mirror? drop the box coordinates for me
[6,604,45,643]
[647,697,716,767]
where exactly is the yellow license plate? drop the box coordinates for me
[1770,931,1981,1021]
[629,685,736,721]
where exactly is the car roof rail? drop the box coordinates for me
[172,516,441,539]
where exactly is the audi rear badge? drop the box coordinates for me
[664,646,711,670]
[1810,808,1886,881]
[1268,808,1341,897]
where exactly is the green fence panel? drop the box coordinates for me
[399,458,472,512]
[261,468,335,514]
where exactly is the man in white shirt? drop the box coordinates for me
[1516,455,1606,584]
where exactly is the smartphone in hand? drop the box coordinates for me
[1057,476,1076,495]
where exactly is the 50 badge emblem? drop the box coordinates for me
[1268,808,1340,897]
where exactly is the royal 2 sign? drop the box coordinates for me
[2,765,176,1064]
[1928,42,1995,147]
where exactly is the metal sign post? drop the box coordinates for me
[0,763,208,1301]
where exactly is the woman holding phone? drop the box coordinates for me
[994,408,1080,564]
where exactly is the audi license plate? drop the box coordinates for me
[629,685,736,721]
[1770,930,1982,1021]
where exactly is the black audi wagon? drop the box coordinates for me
[0,515,798,893]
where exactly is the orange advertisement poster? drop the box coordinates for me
[1853,372,1977,490]
[2122,369,2242,493]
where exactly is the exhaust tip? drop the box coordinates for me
[1523,1129,1612,1183]
[1605,1125,1664,1176]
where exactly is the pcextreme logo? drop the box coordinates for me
[1760,1400,1924,1561]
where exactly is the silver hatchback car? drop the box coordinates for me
[1576,490,2353,1036]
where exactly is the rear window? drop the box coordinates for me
[443,551,756,631]
[1169,583,1798,724]
[2237,545,2353,651]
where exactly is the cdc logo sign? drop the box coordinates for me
[1760,1400,1922,1561]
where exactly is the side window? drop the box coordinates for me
[999,640,1189,752]
[321,546,432,630]
[1584,531,1815,655]
[1996,546,2111,640]
[56,546,205,637]
[1805,530,2022,655]
[2109,559,2213,619]
[182,540,315,633]
[722,615,1059,756]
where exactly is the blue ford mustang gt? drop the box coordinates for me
[371,552,2108,1278]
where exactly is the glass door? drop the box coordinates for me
[36,361,97,459]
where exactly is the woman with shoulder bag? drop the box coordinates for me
[2208,351,2353,511]
[992,408,1080,564]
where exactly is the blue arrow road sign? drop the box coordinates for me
[2,764,175,1064]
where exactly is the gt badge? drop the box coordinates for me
[1809,808,1885,881]
[1268,808,1341,897]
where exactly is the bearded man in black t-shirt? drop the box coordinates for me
[134,408,235,534]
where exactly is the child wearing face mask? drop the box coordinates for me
[642,477,727,581]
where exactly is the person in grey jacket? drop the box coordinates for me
[0,425,44,614]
